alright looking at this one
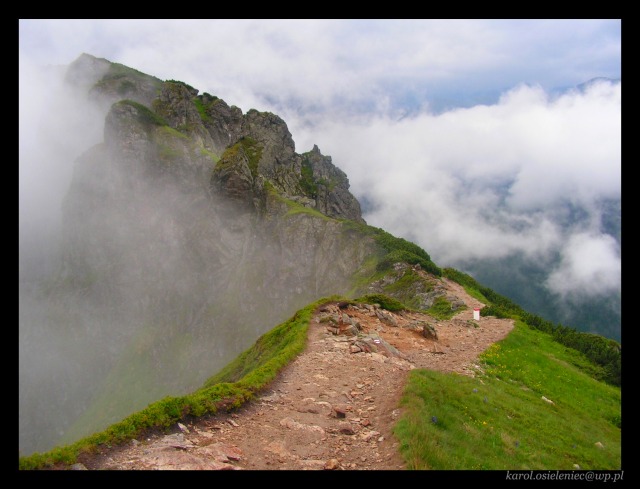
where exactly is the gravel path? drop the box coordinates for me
[70,277,514,470]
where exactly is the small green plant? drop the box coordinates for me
[118,100,168,127]
[426,296,457,320]
[299,157,317,198]
[165,79,197,92]
[356,293,406,312]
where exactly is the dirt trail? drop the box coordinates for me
[70,277,514,470]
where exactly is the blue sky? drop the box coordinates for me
[19,19,621,303]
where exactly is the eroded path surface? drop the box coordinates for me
[74,277,514,470]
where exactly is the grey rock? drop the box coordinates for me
[300,145,365,222]
[422,323,439,340]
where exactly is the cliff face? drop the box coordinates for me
[20,53,375,456]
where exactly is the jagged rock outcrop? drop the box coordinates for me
[367,262,451,309]
[300,144,364,223]
[240,109,301,198]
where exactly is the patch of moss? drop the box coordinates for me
[165,79,197,93]
[119,100,169,127]
[200,148,220,163]
[299,157,317,198]
[193,97,212,123]
[356,293,407,312]
[216,137,263,179]
[427,296,457,320]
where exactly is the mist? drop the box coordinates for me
[19,54,109,455]
[19,53,105,281]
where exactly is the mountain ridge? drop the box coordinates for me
[19,54,621,465]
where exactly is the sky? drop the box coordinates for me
[19,19,621,305]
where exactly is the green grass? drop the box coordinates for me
[341,221,441,277]
[193,93,221,124]
[443,267,489,303]
[157,125,188,140]
[443,267,621,386]
[165,79,197,92]
[193,97,211,123]
[284,203,332,220]
[264,184,333,221]
[118,100,169,127]
[92,61,163,94]
[426,296,461,320]
[199,147,220,163]
[215,137,263,180]
[393,321,621,470]
[18,298,331,470]
[355,293,407,312]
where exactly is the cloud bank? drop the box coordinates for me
[286,80,621,300]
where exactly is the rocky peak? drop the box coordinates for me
[64,53,111,89]
[236,109,300,198]
[300,145,364,223]
[69,52,365,223]
[65,53,164,111]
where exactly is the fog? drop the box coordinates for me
[20,54,108,454]
[19,53,105,281]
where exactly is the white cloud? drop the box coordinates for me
[546,232,621,299]
[19,20,620,113]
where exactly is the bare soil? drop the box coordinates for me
[70,277,514,471]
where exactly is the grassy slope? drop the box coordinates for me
[394,321,621,470]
